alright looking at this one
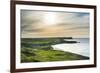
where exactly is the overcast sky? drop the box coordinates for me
[21,10,90,38]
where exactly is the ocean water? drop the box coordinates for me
[52,38,90,57]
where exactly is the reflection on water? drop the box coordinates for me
[52,38,90,57]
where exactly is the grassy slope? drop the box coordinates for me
[21,38,89,63]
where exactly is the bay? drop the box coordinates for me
[52,38,90,57]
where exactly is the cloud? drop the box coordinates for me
[21,10,90,38]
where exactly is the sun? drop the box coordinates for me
[43,12,57,25]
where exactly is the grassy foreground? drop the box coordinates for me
[21,38,89,63]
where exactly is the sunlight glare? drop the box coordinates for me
[43,12,57,25]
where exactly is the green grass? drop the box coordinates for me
[21,38,89,63]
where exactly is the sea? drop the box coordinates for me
[52,38,90,57]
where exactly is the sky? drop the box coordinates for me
[21,10,90,38]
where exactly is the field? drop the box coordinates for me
[21,38,89,63]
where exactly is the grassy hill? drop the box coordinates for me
[21,38,89,63]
